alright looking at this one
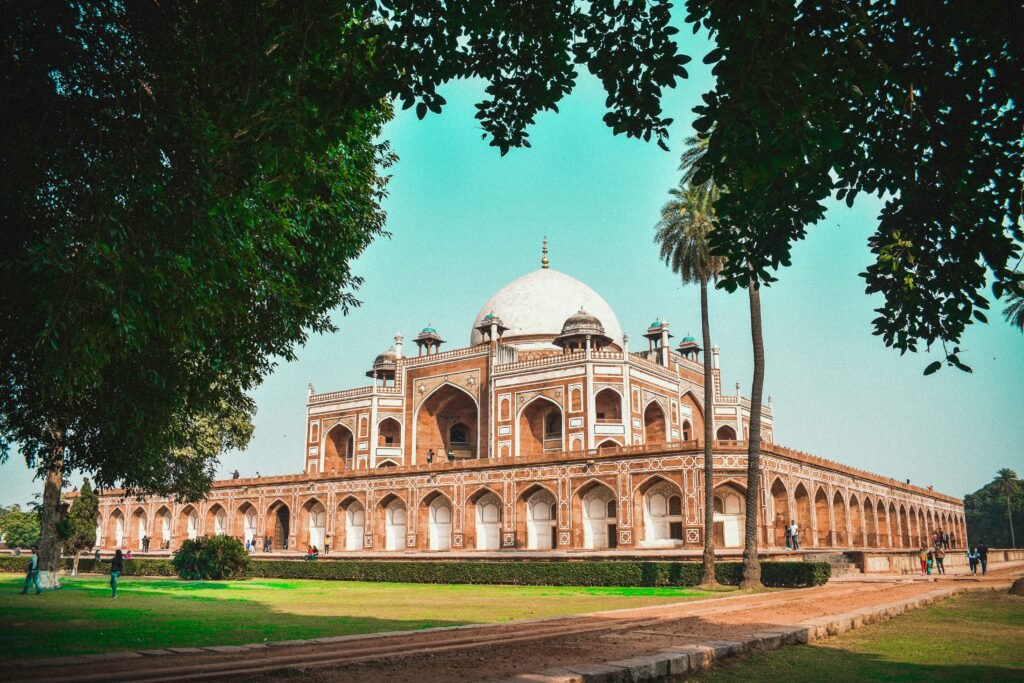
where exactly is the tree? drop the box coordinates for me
[674,134,766,587]
[0,504,41,550]
[965,472,1023,548]
[684,1,1023,372]
[1004,289,1024,332]
[654,171,724,587]
[2,2,687,588]
[994,469,1019,549]
[62,479,100,576]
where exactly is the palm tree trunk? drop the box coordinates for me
[741,280,764,589]
[1008,497,1017,549]
[699,277,718,587]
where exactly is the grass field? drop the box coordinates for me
[0,572,731,660]
[692,591,1024,682]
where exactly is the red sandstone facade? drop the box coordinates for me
[95,253,967,554]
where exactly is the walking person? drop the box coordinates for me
[142,535,150,553]
[926,549,934,575]
[324,533,332,555]
[942,531,949,550]
[784,523,793,550]
[967,546,979,575]
[935,547,946,575]
[789,520,800,550]
[918,547,928,574]
[110,549,123,599]
[978,543,988,575]
[20,547,42,595]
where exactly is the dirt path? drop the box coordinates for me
[15,565,1023,683]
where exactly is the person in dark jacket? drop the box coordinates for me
[978,544,989,575]
[110,549,123,599]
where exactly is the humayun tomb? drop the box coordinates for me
[95,244,967,558]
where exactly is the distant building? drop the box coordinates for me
[95,243,966,554]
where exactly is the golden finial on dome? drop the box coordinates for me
[541,236,549,269]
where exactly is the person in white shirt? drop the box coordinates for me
[789,520,800,550]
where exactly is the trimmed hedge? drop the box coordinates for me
[0,555,829,587]
[241,559,829,587]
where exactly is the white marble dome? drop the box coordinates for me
[470,268,623,348]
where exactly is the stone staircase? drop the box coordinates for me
[802,551,861,578]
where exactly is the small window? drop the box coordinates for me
[669,495,682,516]
[450,424,470,444]
[713,496,724,514]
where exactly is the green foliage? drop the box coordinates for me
[62,479,99,556]
[244,559,829,588]
[685,1,1024,365]
[965,470,1023,548]
[172,536,249,580]
[0,504,40,549]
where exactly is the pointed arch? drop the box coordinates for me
[771,477,790,547]
[153,505,172,549]
[594,387,624,422]
[515,483,557,550]
[793,483,812,546]
[377,416,402,448]
[716,424,737,441]
[571,479,617,549]
[848,493,864,547]
[679,390,705,440]
[713,481,746,548]
[831,490,848,547]
[813,486,830,546]
[266,499,291,551]
[417,490,453,551]
[206,503,228,537]
[596,438,622,450]
[414,382,480,463]
[635,475,684,548]
[376,492,408,551]
[642,399,669,446]
[337,495,366,552]
[465,486,503,551]
[106,508,126,549]
[322,422,355,475]
[234,501,258,547]
[517,395,564,458]
[299,497,327,551]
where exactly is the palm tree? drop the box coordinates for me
[675,133,766,589]
[994,468,1019,548]
[1003,289,1024,331]
[654,180,724,587]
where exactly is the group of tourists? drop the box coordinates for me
[967,544,989,575]
[918,546,946,574]
[931,529,954,550]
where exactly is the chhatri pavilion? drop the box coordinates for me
[95,243,966,556]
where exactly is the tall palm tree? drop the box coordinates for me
[654,180,724,587]
[675,133,766,589]
[994,468,1019,548]
[1003,289,1024,331]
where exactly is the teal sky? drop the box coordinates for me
[2,28,1021,506]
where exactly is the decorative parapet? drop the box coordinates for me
[398,347,488,367]
[494,351,586,372]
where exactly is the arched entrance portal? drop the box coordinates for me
[638,477,683,547]
[577,483,616,549]
[793,484,812,547]
[131,509,147,550]
[383,497,407,551]
[713,483,745,548]
[470,490,502,550]
[518,397,563,457]
[643,401,668,445]
[771,479,789,546]
[423,494,452,551]
[107,510,125,548]
[525,488,557,550]
[416,384,478,461]
[302,500,326,551]
[266,501,290,550]
[339,498,365,551]
[323,424,354,474]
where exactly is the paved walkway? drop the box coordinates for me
[13,561,1023,682]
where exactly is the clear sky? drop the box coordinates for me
[1,27,1021,507]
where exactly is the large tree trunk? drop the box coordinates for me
[741,280,764,589]
[699,277,718,587]
[37,443,65,589]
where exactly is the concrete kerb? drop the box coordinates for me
[511,585,977,681]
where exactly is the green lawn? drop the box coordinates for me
[692,591,1024,682]
[0,572,731,660]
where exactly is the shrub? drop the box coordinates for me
[172,535,249,580]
